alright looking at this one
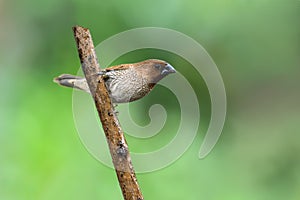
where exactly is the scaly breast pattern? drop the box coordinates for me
[104,68,151,103]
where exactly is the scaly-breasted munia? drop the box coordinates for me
[54,59,176,103]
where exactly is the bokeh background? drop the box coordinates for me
[1,0,299,199]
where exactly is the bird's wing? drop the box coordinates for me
[104,64,132,71]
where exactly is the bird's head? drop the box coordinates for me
[137,59,176,84]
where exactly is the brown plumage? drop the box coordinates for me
[54,59,176,103]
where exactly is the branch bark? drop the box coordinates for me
[72,25,143,200]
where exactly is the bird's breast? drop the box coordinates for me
[104,69,152,103]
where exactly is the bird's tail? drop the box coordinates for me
[53,74,90,93]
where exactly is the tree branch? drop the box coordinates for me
[72,25,143,200]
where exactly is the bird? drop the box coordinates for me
[54,59,176,103]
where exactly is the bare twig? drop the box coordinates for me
[72,26,143,200]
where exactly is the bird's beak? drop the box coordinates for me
[162,63,176,75]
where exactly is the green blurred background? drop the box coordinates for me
[1,0,299,199]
